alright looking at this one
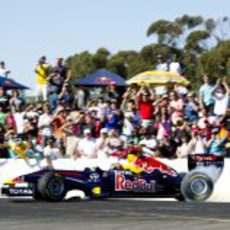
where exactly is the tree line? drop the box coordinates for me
[66,15,230,89]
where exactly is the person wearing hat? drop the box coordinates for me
[35,56,51,102]
[207,127,227,156]
[95,128,109,159]
[77,129,97,159]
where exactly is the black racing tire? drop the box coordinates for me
[33,186,44,201]
[175,173,186,201]
[181,171,214,202]
[175,193,185,201]
[37,173,66,202]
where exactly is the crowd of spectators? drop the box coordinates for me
[0,56,230,165]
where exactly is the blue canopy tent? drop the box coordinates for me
[0,76,29,90]
[74,69,127,86]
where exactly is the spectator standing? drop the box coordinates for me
[0,105,6,126]
[155,57,168,71]
[136,85,154,127]
[106,83,120,101]
[0,61,11,78]
[0,124,9,158]
[9,90,24,113]
[75,86,86,109]
[49,57,71,94]
[37,104,53,146]
[199,75,215,111]
[58,83,73,106]
[35,56,51,102]
[0,87,9,111]
[207,128,227,156]
[212,77,229,116]
[14,106,26,138]
[48,88,59,114]
[169,56,182,73]
[184,92,199,122]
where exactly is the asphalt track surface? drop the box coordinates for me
[0,199,230,230]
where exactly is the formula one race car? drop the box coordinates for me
[1,154,224,202]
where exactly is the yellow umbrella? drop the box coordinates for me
[126,71,190,86]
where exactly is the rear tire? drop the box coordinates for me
[37,173,66,202]
[181,171,213,202]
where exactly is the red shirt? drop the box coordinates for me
[139,99,154,119]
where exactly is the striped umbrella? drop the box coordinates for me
[126,71,190,86]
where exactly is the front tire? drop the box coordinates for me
[37,173,66,202]
[181,171,214,202]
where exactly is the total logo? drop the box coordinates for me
[9,188,33,195]
[115,172,156,193]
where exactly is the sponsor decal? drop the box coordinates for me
[9,188,33,195]
[115,172,156,192]
[89,173,100,183]
[135,162,177,177]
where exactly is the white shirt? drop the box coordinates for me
[95,137,109,159]
[194,137,207,154]
[122,116,135,136]
[14,112,25,134]
[175,86,188,95]
[213,93,229,116]
[155,63,168,71]
[139,138,157,149]
[169,62,181,73]
[38,113,52,136]
[44,146,61,160]
[198,116,218,128]
[176,143,189,158]
[0,67,10,78]
[154,86,168,96]
[78,138,97,159]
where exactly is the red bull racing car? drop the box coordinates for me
[1,154,224,202]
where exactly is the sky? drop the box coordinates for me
[0,0,229,92]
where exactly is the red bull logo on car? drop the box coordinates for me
[115,172,156,192]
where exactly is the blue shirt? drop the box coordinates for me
[208,138,227,155]
[199,84,214,106]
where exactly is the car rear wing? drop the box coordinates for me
[188,154,224,171]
